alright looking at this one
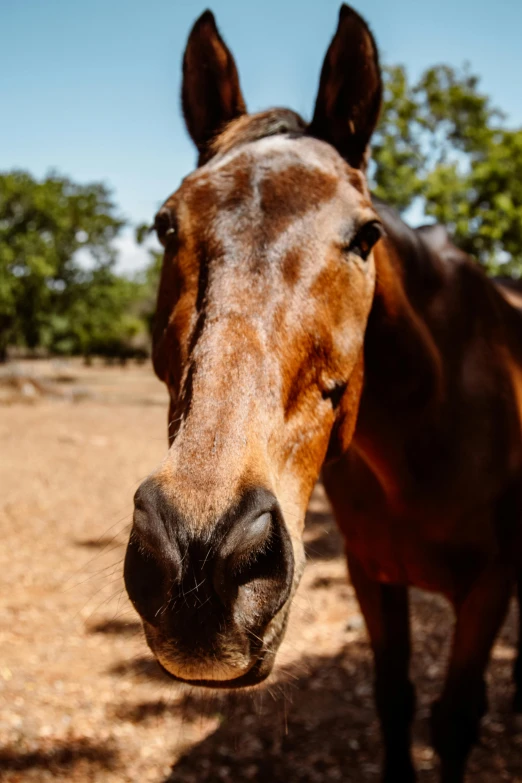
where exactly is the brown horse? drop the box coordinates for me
[123,6,522,781]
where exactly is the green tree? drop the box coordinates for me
[371,65,425,212]
[46,266,146,358]
[0,170,130,358]
[2,66,521,362]
[371,65,522,274]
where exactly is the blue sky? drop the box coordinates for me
[2,0,521,270]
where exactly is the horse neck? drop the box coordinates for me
[363,213,446,417]
[364,203,517,408]
[351,209,522,504]
[345,208,452,494]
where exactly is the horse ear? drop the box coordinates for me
[309,5,382,170]
[182,10,246,162]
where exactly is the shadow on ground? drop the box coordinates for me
[0,738,119,775]
[109,589,521,783]
[74,536,123,549]
[108,655,172,682]
[88,618,142,636]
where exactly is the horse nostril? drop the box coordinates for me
[124,479,183,626]
[227,511,272,568]
[212,498,294,619]
[124,533,167,626]
[131,481,182,572]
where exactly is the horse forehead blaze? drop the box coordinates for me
[175,135,369,245]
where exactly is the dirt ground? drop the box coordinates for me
[0,361,521,782]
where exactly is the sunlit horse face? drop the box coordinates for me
[124,5,383,687]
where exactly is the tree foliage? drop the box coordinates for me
[371,65,522,274]
[0,171,147,358]
[1,62,521,359]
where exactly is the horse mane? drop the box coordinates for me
[210,109,307,159]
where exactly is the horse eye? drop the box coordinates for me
[347,220,383,261]
[154,208,177,247]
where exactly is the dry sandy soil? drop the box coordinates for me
[0,361,521,782]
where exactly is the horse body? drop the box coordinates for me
[325,206,522,780]
[124,6,522,781]
[330,204,522,599]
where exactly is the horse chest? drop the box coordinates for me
[343,508,493,598]
[323,455,498,600]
